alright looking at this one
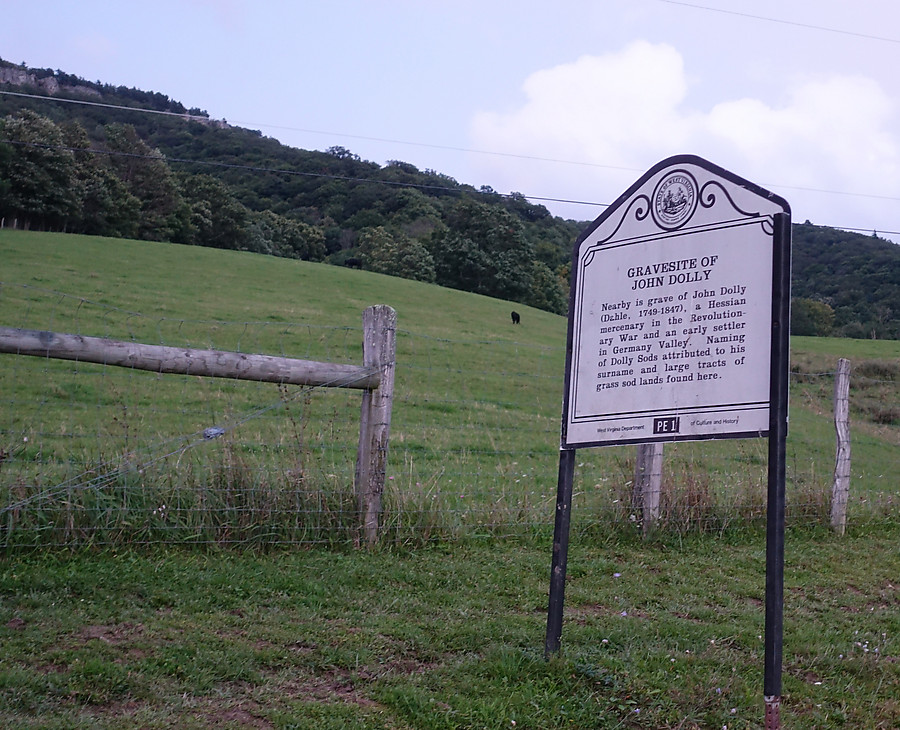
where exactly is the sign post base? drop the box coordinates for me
[764,695,781,729]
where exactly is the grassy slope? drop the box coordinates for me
[1,230,575,545]
[4,228,895,393]
[2,229,565,345]
[1,230,899,728]
[4,230,897,532]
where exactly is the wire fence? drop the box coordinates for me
[1,282,898,549]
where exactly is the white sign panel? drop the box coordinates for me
[562,156,790,447]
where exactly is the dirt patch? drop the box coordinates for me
[671,611,704,623]
[568,603,649,623]
[381,657,440,676]
[79,622,145,645]
[287,640,318,654]
[207,705,273,728]
[82,700,148,722]
[277,671,381,708]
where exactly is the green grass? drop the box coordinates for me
[0,231,565,545]
[1,229,899,546]
[0,229,565,344]
[1,230,899,726]
[0,530,898,728]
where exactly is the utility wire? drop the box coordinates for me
[655,0,900,45]
[0,90,640,174]
[1,90,898,234]
[0,137,609,210]
[0,89,212,121]
[7,89,900,206]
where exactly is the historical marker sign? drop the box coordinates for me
[562,155,790,447]
[549,154,792,727]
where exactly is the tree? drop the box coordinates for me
[429,198,535,302]
[791,298,834,336]
[104,123,189,242]
[358,226,435,283]
[60,120,140,238]
[526,261,568,315]
[326,146,359,161]
[0,110,79,230]
[246,210,326,261]
[180,174,249,250]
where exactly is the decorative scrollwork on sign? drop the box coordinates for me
[588,194,652,253]
[699,180,761,218]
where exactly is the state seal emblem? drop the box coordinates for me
[652,170,698,230]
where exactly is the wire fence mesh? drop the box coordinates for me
[1,282,898,549]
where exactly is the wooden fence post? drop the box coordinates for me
[634,442,664,535]
[830,358,851,535]
[355,305,396,547]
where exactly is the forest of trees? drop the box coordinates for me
[0,59,897,336]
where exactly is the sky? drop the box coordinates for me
[4,0,900,241]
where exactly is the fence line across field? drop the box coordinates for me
[0,326,382,390]
[631,358,855,537]
[0,291,896,549]
[0,306,397,547]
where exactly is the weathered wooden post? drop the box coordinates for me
[830,358,851,535]
[355,305,397,547]
[633,443,664,535]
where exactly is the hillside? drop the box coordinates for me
[792,223,899,338]
[0,58,898,338]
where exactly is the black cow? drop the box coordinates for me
[511,311,520,325]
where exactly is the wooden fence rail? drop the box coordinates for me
[0,327,381,389]
[0,305,397,546]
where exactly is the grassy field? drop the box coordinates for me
[1,230,576,546]
[0,230,899,726]
[2,230,897,547]
[1,530,898,728]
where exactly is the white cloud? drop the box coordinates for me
[469,42,900,233]
[704,75,899,191]
[471,41,693,169]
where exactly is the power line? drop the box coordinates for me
[0,89,211,121]
[8,138,900,239]
[1,90,898,235]
[760,182,900,204]
[223,119,643,174]
[0,137,611,212]
[11,88,899,207]
[5,88,900,205]
[655,0,900,45]
[0,90,641,175]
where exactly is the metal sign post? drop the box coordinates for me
[545,155,791,727]
[764,212,791,729]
